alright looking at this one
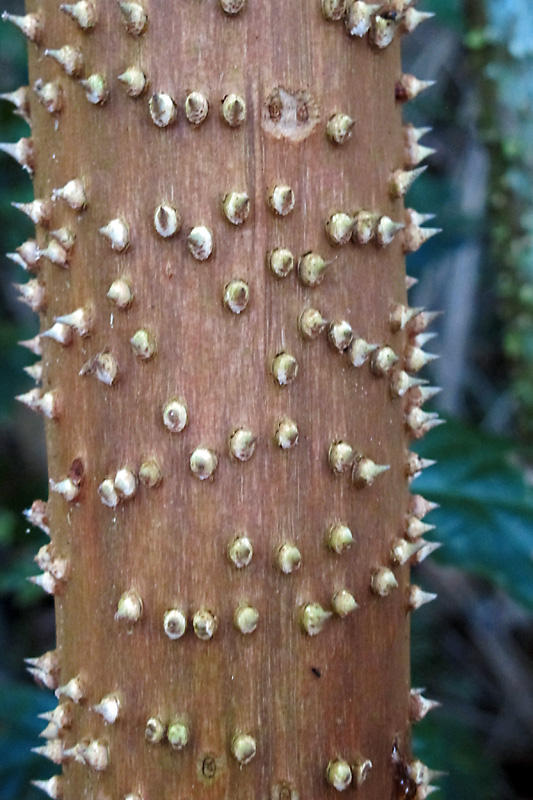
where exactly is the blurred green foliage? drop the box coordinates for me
[1,2,533,800]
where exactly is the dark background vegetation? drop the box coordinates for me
[1,2,533,799]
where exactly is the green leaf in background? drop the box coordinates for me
[412,420,533,610]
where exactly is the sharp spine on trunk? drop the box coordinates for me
[107,277,133,308]
[49,473,81,502]
[163,608,187,639]
[326,212,354,245]
[228,535,253,568]
[344,2,380,38]
[396,74,436,103]
[17,388,62,419]
[409,688,441,722]
[25,650,59,688]
[0,137,34,174]
[139,459,162,487]
[231,733,256,764]
[269,247,295,278]
[60,1,98,30]
[98,478,120,507]
[234,604,259,634]
[99,218,129,250]
[80,350,119,385]
[321,0,346,21]
[402,223,442,253]
[268,185,295,216]
[277,543,301,574]
[64,740,108,770]
[42,322,73,346]
[222,191,250,225]
[80,74,109,104]
[118,66,147,97]
[224,279,250,314]
[0,85,31,123]
[52,178,87,210]
[39,239,69,268]
[274,417,299,449]
[24,361,43,383]
[405,451,436,480]
[401,8,435,33]
[331,589,359,617]
[131,329,157,359]
[1,11,43,43]
[44,46,84,77]
[149,92,177,127]
[409,494,439,519]
[55,306,92,336]
[352,210,378,244]
[19,334,43,355]
[167,720,189,749]
[376,216,405,246]
[221,93,246,126]
[300,602,332,635]
[28,572,59,594]
[32,776,64,800]
[145,717,166,743]
[389,304,423,332]
[185,91,209,125]
[353,456,390,486]
[162,398,188,433]
[404,141,436,168]
[229,428,256,461]
[190,447,218,480]
[347,338,378,368]
[118,2,148,36]
[272,352,298,386]
[33,80,64,114]
[329,440,355,474]
[326,113,355,145]
[354,757,373,787]
[193,608,218,639]
[299,307,327,339]
[8,239,41,271]
[55,675,84,703]
[34,544,68,580]
[370,346,399,376]
[154,203,181,237]
[404,345,439,373]
[23,499,49,533]
[92,694,121,724]
[115,589,143,622]
[328,523,354,554]
[15,279,47,312]
[370,14,398,49]
[326,759,352,790]
[32,740,64,764]
[187,225,213,260]
[114,467,138,499]
[328,319,353,351]
[391,538,425,566]
[412,541,442,565]
[39,702,73,731]
[405,516,436,541]
[409,313,442,339]
[371,567,398,596]
[389,166,427,199]
[298,251,328,286]
[12,199,52,226]
[408,585,437,611]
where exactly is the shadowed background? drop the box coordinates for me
[1,1,532,799]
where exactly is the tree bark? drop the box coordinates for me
[11,1,440,799]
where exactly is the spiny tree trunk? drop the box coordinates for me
[4,1,441,799]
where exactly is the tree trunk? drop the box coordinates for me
[7,1,441,799]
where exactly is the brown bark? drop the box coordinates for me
[16,1,438,799]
